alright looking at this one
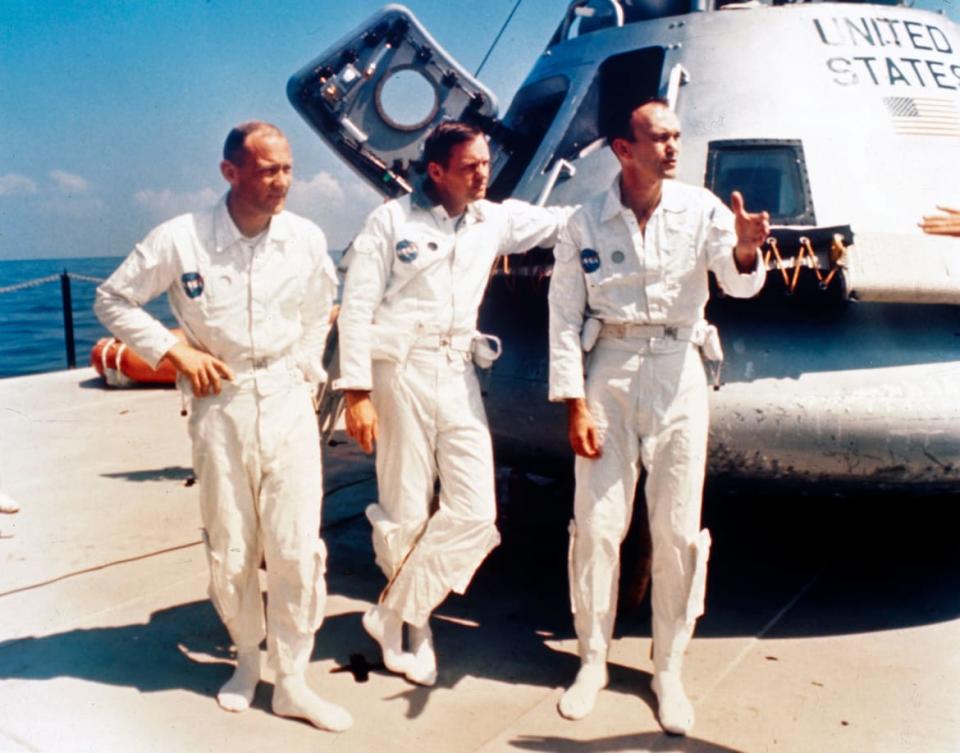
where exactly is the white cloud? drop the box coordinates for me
[0,173,37,196]
[36,169,105,217]
[285,168,378,250]
[133,186,220,219]
[50,170,91,193]
[287,170,347,208]
[131,169,378,249]
[40,195,107,218]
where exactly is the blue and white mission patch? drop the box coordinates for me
[181,272,205,299]
[396,239,418,263]
[580,248,601,273]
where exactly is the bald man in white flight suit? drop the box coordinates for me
[549,99,768,735]
[337,120,567,686]
[95,122,351,733]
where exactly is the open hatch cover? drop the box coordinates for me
[288,4,499,198]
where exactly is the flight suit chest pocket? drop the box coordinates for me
[196,259,247,316]
[661,214,699,278]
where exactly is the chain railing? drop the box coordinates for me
[0,270,106,369]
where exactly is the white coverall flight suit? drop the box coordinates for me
[336,191,564,627]
[548,179,765,674]
[95,198,337,676]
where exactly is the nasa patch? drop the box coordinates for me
[181,272,205,299]
[580,248,601,274]
[396,239,418,263]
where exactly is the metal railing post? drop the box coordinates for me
[60,270,76,369]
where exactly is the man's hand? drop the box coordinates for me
[731,190,770,272]
[919,206,960,237]
[566,398,602,459]
[344,390,378,454]
[164,342,234,397]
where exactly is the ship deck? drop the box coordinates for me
[1,368,957,753]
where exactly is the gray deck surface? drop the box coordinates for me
[1,368,957,753]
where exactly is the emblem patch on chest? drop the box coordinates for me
[611,250,625,264]
[396,239,418,263]
[580,248,601,273]
[181,272,205,299]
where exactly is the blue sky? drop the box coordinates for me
[0,0,560,260]
[2,0,957,260]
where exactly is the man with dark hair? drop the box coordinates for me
[95,122,352,733]
[603,95,671,144]
[549,99,769,734]
[337,119,567,686]
[222,121,284,165]
[420,120,482,167]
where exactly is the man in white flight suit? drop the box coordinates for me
[549,98,769,735]
[337,121,566,686]
[95,122,352,732]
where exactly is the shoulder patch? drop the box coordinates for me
[580,248,601,274]
[181,272,204,299]
[396,239,418,263]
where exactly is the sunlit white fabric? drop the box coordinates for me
[549,178,764,688]
[338,192,564,626]
[336,193,565,391]
[95,196,337,675]
[548,179,764,401]
[95,196,336,385]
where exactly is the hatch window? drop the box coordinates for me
[375,67,440,131]
[705,140,815,225]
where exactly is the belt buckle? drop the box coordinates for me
[663,325,678,340]
[439,335,451,348]
[252,356,269,370]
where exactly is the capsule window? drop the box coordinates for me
[706,140,815,225]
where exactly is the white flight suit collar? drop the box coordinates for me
[411,182,486,227]
[212,194,292,253]
[600,178,687,224]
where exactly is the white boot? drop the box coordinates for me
[651,671,694,735]
[362,604,416,676]
[0,491,19,514]
[405,621,437,686]
[273,673,353,732]
[217,645,260,712]
[558,661,608,720]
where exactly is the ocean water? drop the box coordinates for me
[0,257,177,379]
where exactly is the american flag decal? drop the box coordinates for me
[883,96,960,137]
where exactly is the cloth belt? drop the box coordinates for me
[599,322,698,342]
[412,333,475,352]
[224,353,296,376]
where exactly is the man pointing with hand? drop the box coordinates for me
[549,97,768,735]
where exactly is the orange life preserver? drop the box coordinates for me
[91,331,181,386]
